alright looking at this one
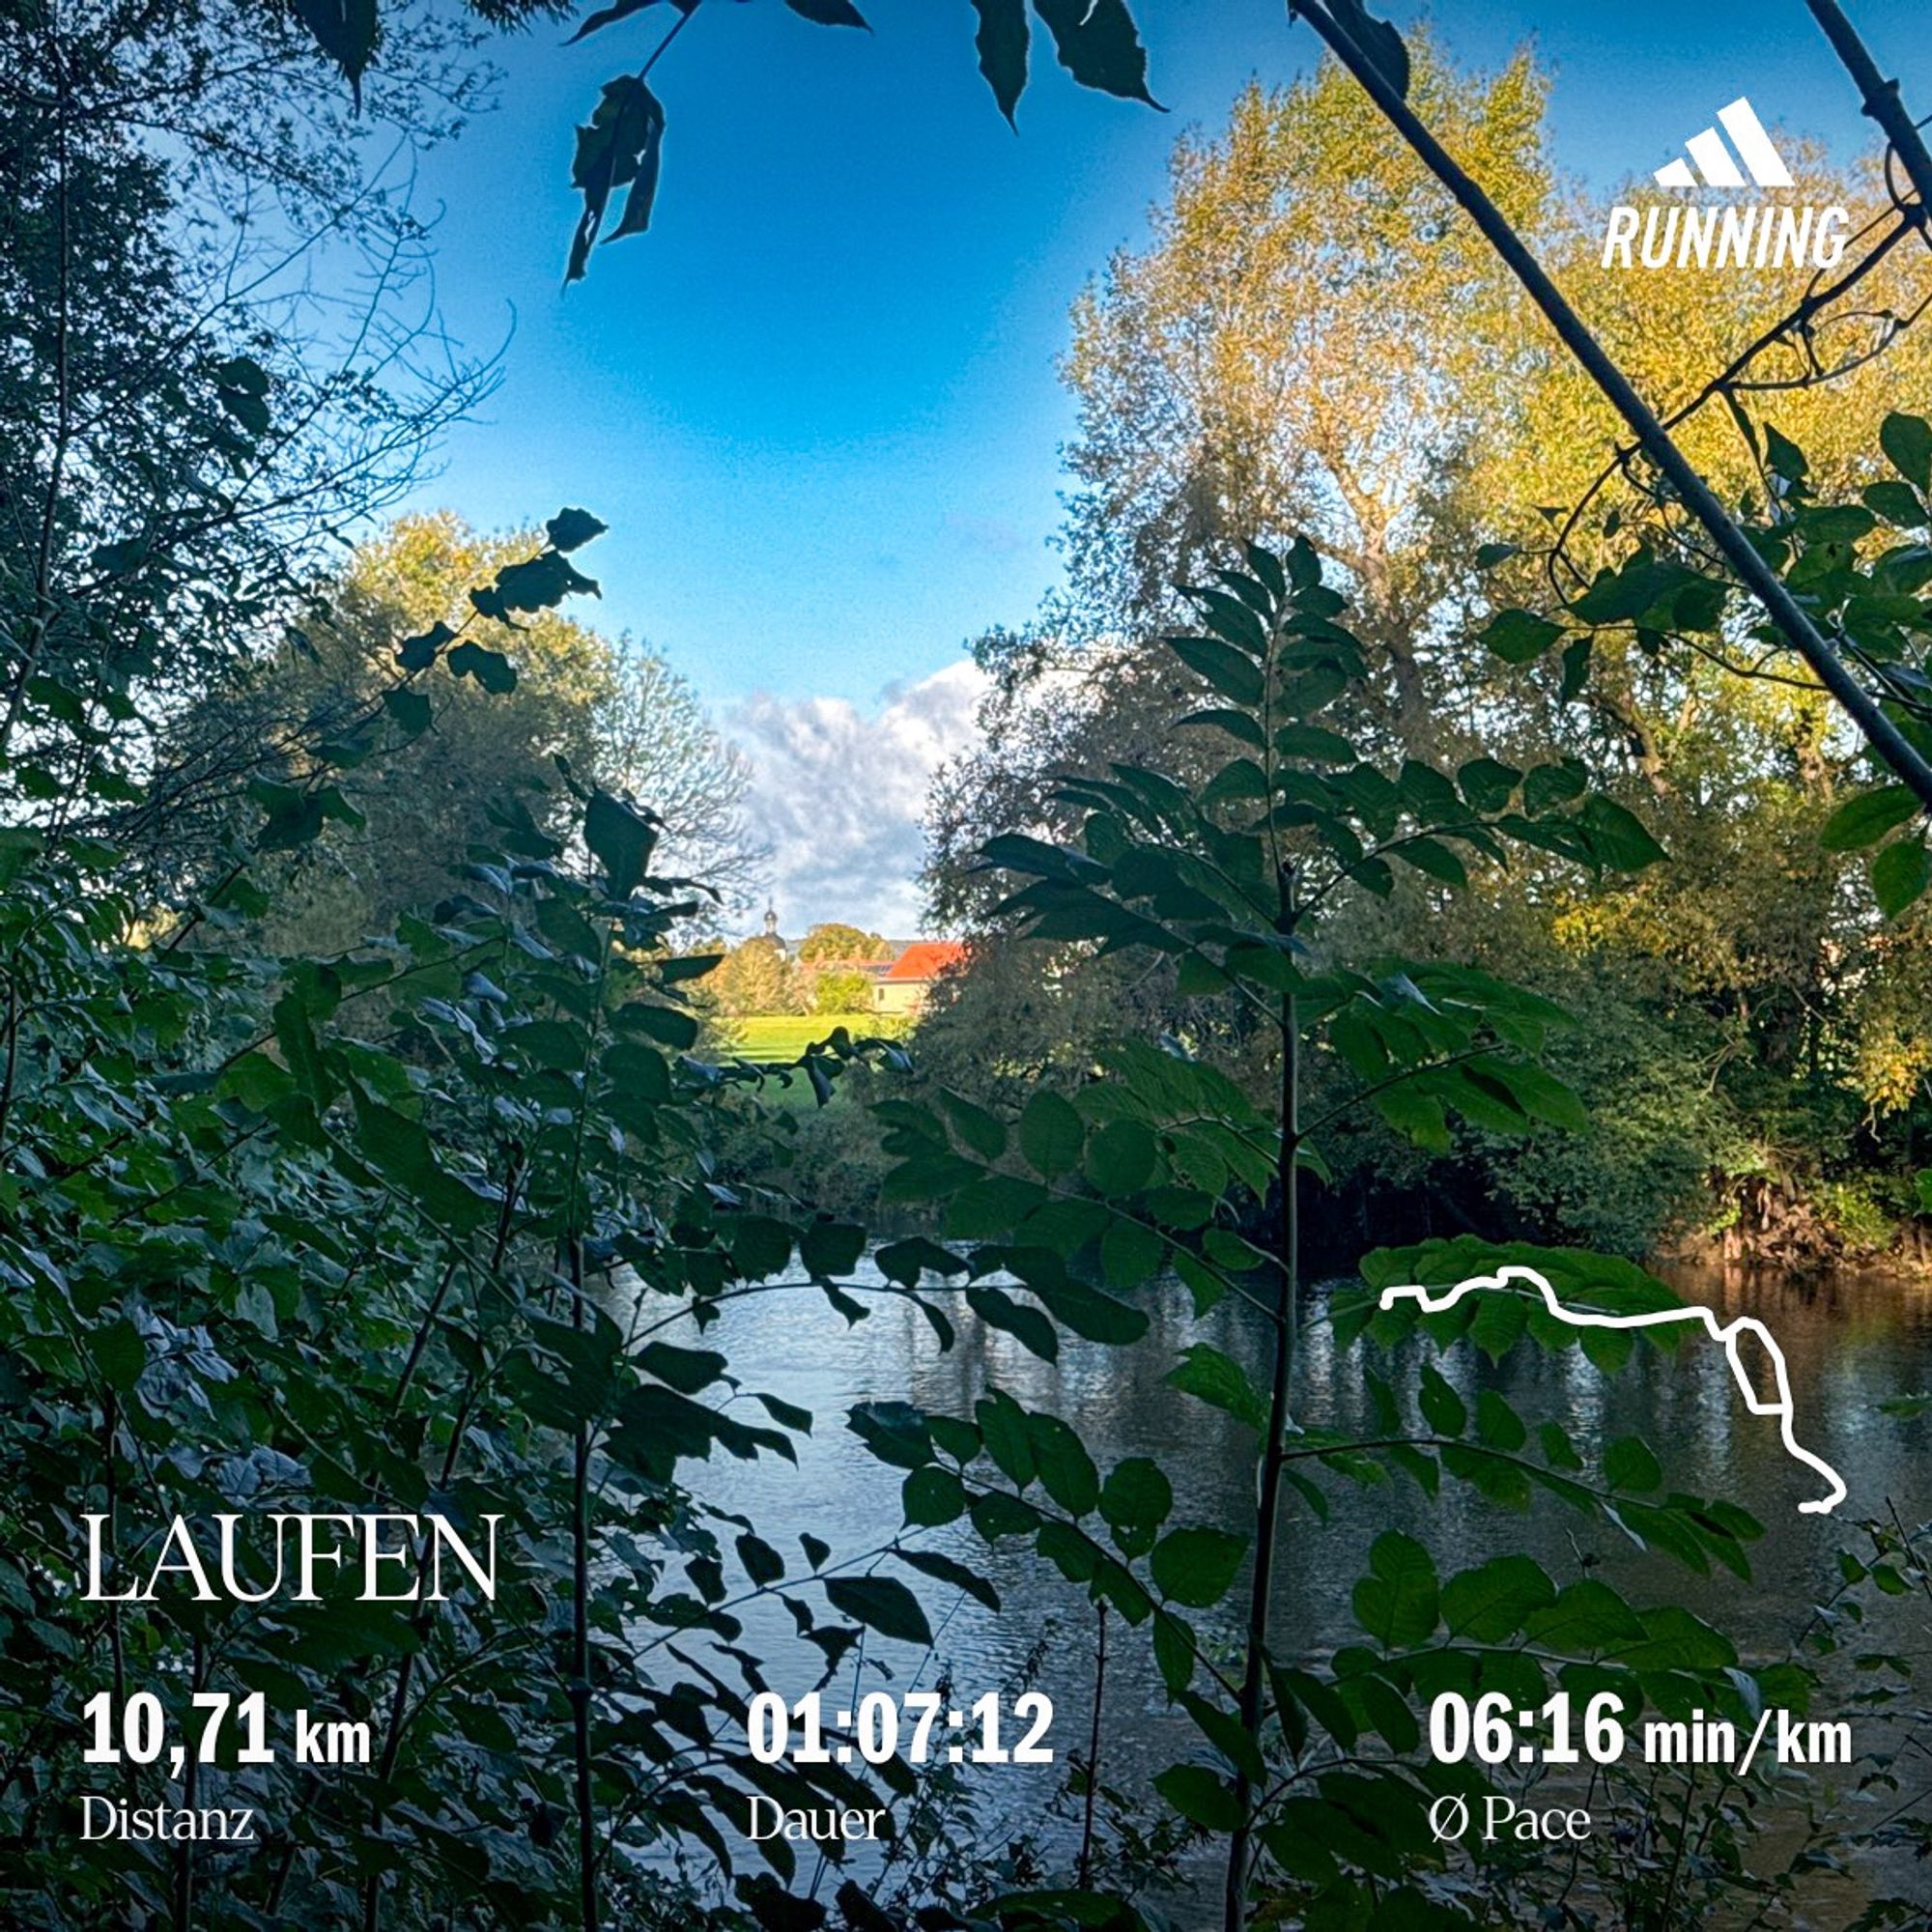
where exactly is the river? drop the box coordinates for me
[672,1260,1932,1924]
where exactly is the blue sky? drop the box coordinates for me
[393,0,1928,926]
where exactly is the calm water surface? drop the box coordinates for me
[666,1261,1932,1920]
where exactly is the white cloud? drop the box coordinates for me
[728,660,987,938]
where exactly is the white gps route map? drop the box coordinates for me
[1377,1264,1848,1517]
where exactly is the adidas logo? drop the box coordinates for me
[1601,93,1847,272]
[1653,97,1793,189]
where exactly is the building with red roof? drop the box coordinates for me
[872,939,967,1018]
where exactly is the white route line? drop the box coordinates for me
[1376,1264,1847,1517]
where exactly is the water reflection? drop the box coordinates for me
[669,1260,1932,1889]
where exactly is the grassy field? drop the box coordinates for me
[719,1013,911,1060]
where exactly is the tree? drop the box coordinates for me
[596,642,764,912]
[1062,48,1549,728]
[144,513,758,952]
[811,967,874,1014]
[923,38,1932,1262]
[272,0,1932,816]
[709,932,804,1015]
[798,922,890,962]
[145,514,606,945]
[0,1,499,817]
[879,543,1797,1932]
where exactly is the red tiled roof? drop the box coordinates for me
[882,940,967,983]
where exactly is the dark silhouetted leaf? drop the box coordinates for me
[292,0,378,105]
[824,1574,932,1645]
[546,507,609,553]
[1032,0,1158,105]
[972,0,1029,124]
[569,73,667,279]
[586,790,660,895]
[785,0,868,22]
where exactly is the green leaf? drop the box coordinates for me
[1097,1216,1162,1290]
[800,1220,867,1277]
[350,1095,493,1234]
[1390,838,1466,887]
[848,1401,933,1471]
[1099,1457,1173,1557]
[381,687,432,737]
[1169,634,1264,705]
[1275,724,1357,763]
[1167,1344,1266,1433]
[970,1491,1041,1541]
[1179,1690,1266,1781]
[1351,1531,1439,1647]
[1151,1526,1246,1607]
[1570,552,1705,624]
[895,1547,1000,1611]
[1605,1435,1662,1493]
[1481,609,1564,665]
[1417,1363,1465,1437]
[638,1343,726,1393]
[1153,1762,1243,1832]
[1521,758,1589,814]
[1477,1059,1588,1132]
[1028,1273,1149,1344]
[1026,1413,1100,1516]
[1872,835,1930,917]
[902,1465,966,1527]
[875,1236,966,1286]
[91,1318,146,1393]
[1764,423,1809,482]
[1800,503,1874,545]
[823,1575,932,1646]
[967,1285,1059,1361]
[1861,480,1927,527]
[938,1088,1007,1160]
[1152,1608,1196,1693]
[1822,786,1919,851]
[1084,1119,1157,1195]
[1441,1554,1554,1641]
[396,621,454,672]
[475,550,599,616]
[976,1391,1036,1486]
[737,1533,785,1586]
[1559,634,1593,702]
[1524,1578,1646,1652]
[1578,795,1667,871]
[1882,411,1932,490]
[1474,1389,1525,1451]
[1375,1082,1449,1149]
[1457,755,1521,814]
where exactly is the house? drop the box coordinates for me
[871,940,967,1018]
